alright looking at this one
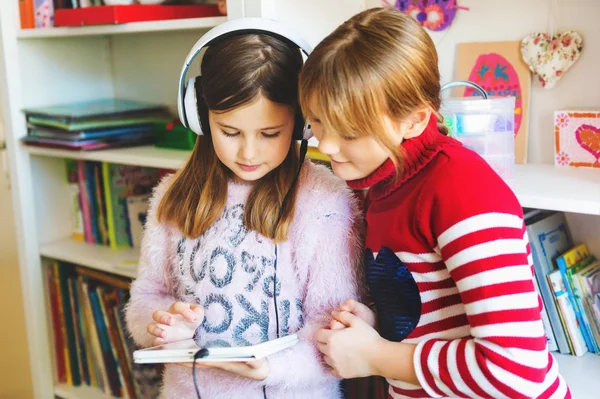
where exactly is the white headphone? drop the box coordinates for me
[177,18,314,141]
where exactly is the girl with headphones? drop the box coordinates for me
[125,19,363,399]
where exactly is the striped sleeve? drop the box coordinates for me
[413,162,564,399]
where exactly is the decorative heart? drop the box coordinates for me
[365,247,421,342]
[520,31,583,89]
[576,124,600,163]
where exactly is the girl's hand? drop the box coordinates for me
[147,301,204,346]
[179,359,270,381]
[339,299,377,328]
[316,311,383,379]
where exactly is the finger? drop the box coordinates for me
[146,323,166,338]
[323,355,334,368]
[170,302,198,321]
[245,359,264,369]
[332,369,342,379]
[314,328,334,344]
[332,310,359,327]
[340,298,357,312]
[152,310,174,325]
[190,304,205,320]
[152,337,165,346]
[330,319,345,330]
[317,342,329,355]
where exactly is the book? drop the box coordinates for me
[65,159,84,242]
[54,4,222,27]
[125,194,151,248]
[547,270,587,356]
[102,163,160,249]
[532,272,559,352]
[28,123,156,141]
[134,334,299,364]
[23,99,167,121]
[526,211,574,354]
[556,244,598,353]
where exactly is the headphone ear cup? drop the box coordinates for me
[302,120,313,141]
[183,77,205,135]
[195,76,211,136]
[292,112,304,141]
[293,111,314,141]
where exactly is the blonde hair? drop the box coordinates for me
[299,8,446,166]
[158,34,303,243]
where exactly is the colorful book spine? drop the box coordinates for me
[77,160,94,244]
[556,244,598,353]
[19,0,34,29]
[548,270,588,356]
[526,211,574,354]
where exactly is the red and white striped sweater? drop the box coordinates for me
[348,118,570,399]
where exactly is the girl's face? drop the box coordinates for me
[209,95,295,182]
[310,115,402,182]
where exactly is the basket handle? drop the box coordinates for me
[440,80,488,99]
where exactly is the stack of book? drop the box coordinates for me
[526,209,600,356]
[47,261,162,398]
[21,99,171,151]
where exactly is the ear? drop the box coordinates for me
[402,108,432,139]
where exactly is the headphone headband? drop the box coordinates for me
[177,18,313,128]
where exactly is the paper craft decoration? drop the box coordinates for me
[554,110,600,168]
[521,31,583,89]
[456,41,531,164]
[384,0,464,31]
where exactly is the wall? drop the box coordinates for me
[0,126,33,397]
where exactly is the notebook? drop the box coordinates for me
[133,334,299,364]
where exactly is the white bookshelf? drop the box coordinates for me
[17,17,228,39]
[1,1,599,399]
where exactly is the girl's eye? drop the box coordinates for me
[262,131,281,139]
[222,130,240,137]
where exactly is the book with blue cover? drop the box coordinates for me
[526,211,574,354]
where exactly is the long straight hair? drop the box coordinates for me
[158,34,303,242]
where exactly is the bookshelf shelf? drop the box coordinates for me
[40,238,139,279]
[507,164,600,216]
[17,17,227,39]
[555,353,600,398]
[55,384,117,399]
[24,144,191,170]
[25,143,600,216]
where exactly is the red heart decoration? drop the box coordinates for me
[576,124,600,162]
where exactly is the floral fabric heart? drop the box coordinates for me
[520,31,583,89]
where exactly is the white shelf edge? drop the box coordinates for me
[24,144,190,170]
[55,384,118,399]
[17,16,227,39]
[506,164,600,216]
[40,238,139,279]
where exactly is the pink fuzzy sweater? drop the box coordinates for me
[126,161,363,399]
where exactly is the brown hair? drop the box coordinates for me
[158,34,303,242]
[299,7,446,166]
